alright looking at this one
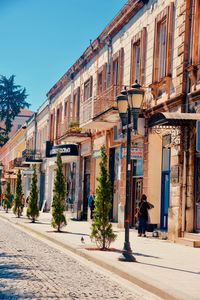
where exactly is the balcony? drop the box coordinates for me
[58,119,91,143]
[9,157,25,170]
[22,149,42,164]
[80,86,120,130]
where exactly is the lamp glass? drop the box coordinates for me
[116,94,128,114]
[128,90,144,109]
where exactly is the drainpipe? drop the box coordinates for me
[181,0,193,237]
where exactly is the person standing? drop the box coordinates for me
[138,194,154,237]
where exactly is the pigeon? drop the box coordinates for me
[81,236,84,243]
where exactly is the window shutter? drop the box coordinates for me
[103,63,107,90]
[119,48,124,91]
[166,2,174,76]
[90,76,93,98]
[77,87,80,119]
[140,27,147,85]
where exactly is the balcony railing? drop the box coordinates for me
[80,97,93,126]
[60,119,82,137]
[9,157,23,170]
[93,85,118,118]
[22,149,42,163]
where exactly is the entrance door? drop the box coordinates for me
[195,157,200,232]
[131,159,143,227]
[160,171,170,229]
[160,135,171,230]
[82,157,90,220]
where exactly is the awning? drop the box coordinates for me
[148,112,200,127]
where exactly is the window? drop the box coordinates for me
[84,77,93,101]
[113,59,119,97]
[73,88,80,120]
[153,4,174,83]
[158,20,167,80]
[50,112,54,142]
[130,28,146,85]
[98,72,103,95]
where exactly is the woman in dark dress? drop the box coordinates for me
[138,194,154,237]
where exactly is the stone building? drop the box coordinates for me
[0,0,200,243]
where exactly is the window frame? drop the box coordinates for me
[130,27,146,86]
[152,4,174,83]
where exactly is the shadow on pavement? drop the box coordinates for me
[139,261,200,275]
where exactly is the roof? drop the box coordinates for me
[148,112,200,127]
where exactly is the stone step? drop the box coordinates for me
[176,238,200,248]
[184,232,200,241]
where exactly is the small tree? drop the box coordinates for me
[27,165,39,222]
[4,177,12,213]
[13,170,23,218]
[90,146,117,250]
[51,152,66,232]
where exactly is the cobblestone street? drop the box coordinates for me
[0,219,159,300]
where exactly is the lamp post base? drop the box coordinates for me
[118,251,136,262]
[118,242,136,262]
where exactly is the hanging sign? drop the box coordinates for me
[46,142,79,157]
[121,147,143,160]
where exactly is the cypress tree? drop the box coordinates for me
[51,152,66,232]
[90,146,117,250]
[4,177,12,213]
[13,170,23,218]
[27,165,39,223]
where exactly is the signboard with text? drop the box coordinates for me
[46,142,79,157]
[121,147,143,160]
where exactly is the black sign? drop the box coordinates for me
[46,142,79,157]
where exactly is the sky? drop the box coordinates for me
[0,0,127,112]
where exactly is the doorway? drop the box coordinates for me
[160,135,171,230]
[130,159,143,227]
[194,156,200,232]
[82,157,90,220]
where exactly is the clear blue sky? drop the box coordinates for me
[0,0,127,111]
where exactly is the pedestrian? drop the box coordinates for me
[88,193,95,219]
[137,194,154,237]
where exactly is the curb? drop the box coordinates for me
[0,214,179,300]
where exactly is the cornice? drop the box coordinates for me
[47,0,146,100]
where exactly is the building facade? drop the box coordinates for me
[1,0,200,242]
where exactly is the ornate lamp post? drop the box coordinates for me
[116,81,144,262]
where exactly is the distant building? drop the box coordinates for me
[0,108,34,139]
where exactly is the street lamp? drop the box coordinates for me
[116,80,144,262]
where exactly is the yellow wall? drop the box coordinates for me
[147,133,162,225]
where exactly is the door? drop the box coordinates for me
[39,172,45,210]
[109,148,115,220]
[195,157,200,232]
[160,135,171,230]
[130,159,143,227]
[82,157,90,220]
[160,171,170,229]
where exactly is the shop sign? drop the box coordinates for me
[121,147,143,160]
[92,150,101,158]
[22,170,34,175]
[46,142,79,157]
[196,120,200,152]
[81,142,91,156]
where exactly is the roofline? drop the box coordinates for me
[47,0,147,100]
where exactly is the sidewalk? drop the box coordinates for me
[0,209,200,300]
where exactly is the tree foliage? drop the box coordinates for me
[27,165,39,222]
[13,170,23,218]
[0,75,29,145]
[51,152,67,232]
[4,177,12,213]
[90,146,117,250]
